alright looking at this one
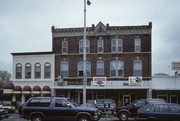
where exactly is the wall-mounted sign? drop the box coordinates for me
[128,76,142,86]
[172,62,180,70]
[93,77,106,86]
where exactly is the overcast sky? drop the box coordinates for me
[0,0,180,76]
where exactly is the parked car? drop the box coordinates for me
[116,98,166,121]
[0,102,8,120]
[21,97,100,121]
[136,103,180,121]
[94,99,116,116]
[2,101,16,113]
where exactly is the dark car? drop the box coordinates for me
[116,98,166,121]
[21,97,100,121]
[94,99,116,116]
[136,103,180,121]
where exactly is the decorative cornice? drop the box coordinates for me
[52,22,152,38]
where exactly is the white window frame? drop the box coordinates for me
[133,59,142,76]
[135,38,141,52]
[79,39,90,54]
[62,40,68,54]
[60,61,69,77]
[111,38,123,53]
[110,60,124,77]
[44,62,51,79]
[96,60,104,75]
[97,39,104,53]
[16,63,22,79]
[25,63,31,79]
[77,61,91,77]
[34,63,41,79]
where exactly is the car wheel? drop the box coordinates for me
[119,112,128,121]
[31,115,43,121]
[78,116,90,121]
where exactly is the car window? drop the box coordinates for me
[134,100,145,107]
[27,98,51,107]
[154,104,169,112]
[55,99,69,107]
[170,104,180,113]
[143,105,153,112]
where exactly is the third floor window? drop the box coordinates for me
[62,40,68,54]
[111,38,123,52]
[79,39,90,53]
[97,39,104,53]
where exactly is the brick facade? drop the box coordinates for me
[52,22,152,82]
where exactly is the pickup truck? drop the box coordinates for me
[21,97,100,121]
[116,98,166,121]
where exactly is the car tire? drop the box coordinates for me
[78,116,90,121]
[119,112,129,121]
[31,115,43,121]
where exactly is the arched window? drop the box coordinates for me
[77,61,91,77]
[133,59,142,76]
[135,37,141,52]
[60,61,69,77]
[25,63,31,79]
[44,62,51,78]
[16,63,22,79]
[34,63,41,79]
[96,60,104,75]
[111,38,123,52]
[110,60,124,77]
[79,39,90,53]
[62,40,68,54]
[97,39,104,53]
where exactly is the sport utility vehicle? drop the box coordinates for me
[21,97,100,121]
[116,98,166,121]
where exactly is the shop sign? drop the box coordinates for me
[128,76,142,86]
[172,62,180,70]
[93,77,106,86]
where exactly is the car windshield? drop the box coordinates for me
[67,99,79,107]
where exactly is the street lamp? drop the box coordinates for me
[83,0,91,107]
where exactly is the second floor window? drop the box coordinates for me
[16,63,22,79]
[77,61,91,77]
[96,60,104,75]
[60,61,69,77]
[44,63,51,78]
[25,63,31,79]
[62,40,68,54]
[34,63,41,79]
[133,59,142,76]
[135,37,141,52]
[111,38,123,52]
[110,60,124,77]
[97,39,104,53]
[79,39,90,53]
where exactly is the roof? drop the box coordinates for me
[11,51,53,56]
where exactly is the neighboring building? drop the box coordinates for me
[3,52,55,104]
[152,75,180,104]
[51,22,152,106]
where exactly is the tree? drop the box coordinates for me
[0,70,11,82]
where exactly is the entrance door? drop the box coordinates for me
[170,95,178,103]
[123,95,131,106]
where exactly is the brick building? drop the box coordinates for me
[51,22,152,106]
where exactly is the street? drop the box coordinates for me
[1,113,135,121]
